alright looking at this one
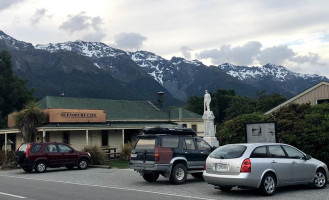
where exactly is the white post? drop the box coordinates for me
[4,133,7,153]
[86,130,89,146]
[42,130,46,142]
[122,129,125,147]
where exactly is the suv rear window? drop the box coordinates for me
[161,137,179,148]
[18,144,28,152]
[31,144,43,153]
[209,145,247,159]
[135,138,156,150]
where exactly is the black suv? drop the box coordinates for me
[15,142,92,173]
[129,127,213,184]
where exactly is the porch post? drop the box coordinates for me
[42,129,46,142]
[4,133,7,154]
[86,130,89,146]
[122,129,125,147]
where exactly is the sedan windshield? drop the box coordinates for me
[209,144,247,159]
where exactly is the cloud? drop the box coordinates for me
[0,0,24,11]
[196,41,262,65]
[180,46,193,59]
[59,12,106,42]
[114,32,147,50]
[258,45,295,65]
[196,41,324,67]
[30,8,49,25]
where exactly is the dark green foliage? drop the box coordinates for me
[185,96,204,116]
[255,91,287,112]
[266,103,329,166]
[217,113,266,145]
[0,151,16,168]
[83,145,107,165]
[225,96,257,120]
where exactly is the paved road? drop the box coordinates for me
[0,168,328,200]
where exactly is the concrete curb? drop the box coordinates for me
[89,165,112,169]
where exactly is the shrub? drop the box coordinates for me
[83,145,107,165]
[120,142,134,161]
[0,151,16,169]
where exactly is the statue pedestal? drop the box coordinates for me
[203,111,219,147]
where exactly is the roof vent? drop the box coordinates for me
[157,91,165,108]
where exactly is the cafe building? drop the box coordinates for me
[0,96,204,152]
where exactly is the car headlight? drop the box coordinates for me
[88,153,91,157]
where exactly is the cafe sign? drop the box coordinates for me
[45,109,106,123]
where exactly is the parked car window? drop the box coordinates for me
[161,137,179,148]
[197,140,211,151]
[135,138,156,150]
[46,144,58,153]
[282,145,305,159]
[183,138,196,150]
[268,145,286,158]
[209,145,247,159]
[31,144,43,153]
[58,144,73,153]
[250,146,267,158]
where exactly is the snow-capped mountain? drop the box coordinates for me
[1,29,327,102]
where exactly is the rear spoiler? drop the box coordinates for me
[143,127,196,136]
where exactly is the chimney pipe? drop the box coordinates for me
[157,91,165,109]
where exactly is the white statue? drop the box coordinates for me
[204,90,211,112]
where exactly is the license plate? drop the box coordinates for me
[216,163,228,172]
[131,153,137,158]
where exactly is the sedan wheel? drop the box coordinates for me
[312,170,327,189]
[260,173,276,196]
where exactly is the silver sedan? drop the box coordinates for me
[203,143,328,196]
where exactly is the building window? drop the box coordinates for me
[63,131,70,144]
[317,99,329,104]
[192,125,197,132]
[102,130,109,146]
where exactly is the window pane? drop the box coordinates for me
[31,144,42,153]
[46,144,58,153]
[268,146,286,158]
[210,145,246,159]
[184,138,196,150]
[282,145,305,159]
[251,146,267,158]
[58,144,72,153]
[197,140,211,151]
[161,137,179,148]
[135,138,156,150]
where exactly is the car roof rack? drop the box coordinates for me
[143,127,196,136]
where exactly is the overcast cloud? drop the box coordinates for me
[30,8,48,25]
[180,46,193,59]
[114,32,147,50]
[0,0,24,11]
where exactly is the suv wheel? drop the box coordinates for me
[311,169,327,189]
[170,163,187,184]
[78,158,88,170]
[143,173,160,182]
[259,173,276,196]
[35,161,47,173]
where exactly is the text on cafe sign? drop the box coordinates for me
[61,112,97,118]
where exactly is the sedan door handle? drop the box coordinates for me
[271,161,277,164]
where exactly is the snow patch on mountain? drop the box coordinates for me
[35,41,126,58]
[0,31,32,50]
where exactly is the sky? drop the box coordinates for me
[1,0,329,77]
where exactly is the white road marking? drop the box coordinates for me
[0,192,26,199]
[0,174,214,200]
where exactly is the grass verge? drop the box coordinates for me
[105,159,129,169]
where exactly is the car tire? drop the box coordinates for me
[311,169,327,189]
[78,158,88,170]
[219,186,232,192]
[22,168,33,173]
[65,164,75,170]
[170,163,187,184]
[143,173,160,182]
[259,173,276,196]
[191,172,203,179]
[35,161,47,173]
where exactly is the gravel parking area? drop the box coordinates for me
[0,168,328,200]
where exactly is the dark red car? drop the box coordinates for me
[15,142,92,173]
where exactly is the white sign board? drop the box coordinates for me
[245,122,277,143]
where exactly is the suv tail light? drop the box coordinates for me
[240,158,251,173]
[26,144,31,158]
[155,153,160,162]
